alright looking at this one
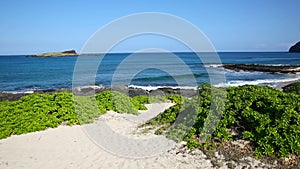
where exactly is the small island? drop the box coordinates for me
[29,50,79,57]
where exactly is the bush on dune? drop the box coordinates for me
[148,83,300,158]
[282,81,300,94]
[0,91,147,139]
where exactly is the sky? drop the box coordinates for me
[0,0,300,55]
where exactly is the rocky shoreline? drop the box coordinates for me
[0,86,198,101]
[1,79,299,102]
[223,64,300,74]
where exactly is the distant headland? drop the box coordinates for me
[29,50,79,57]
[289,41,300,53]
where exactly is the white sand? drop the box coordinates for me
[0,103,213,169]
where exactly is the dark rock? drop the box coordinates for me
[97,86,198,98]
[61,50,77,55]
[150,88,175,96]
[0,93,28,101]
[128,88,149,97]
[149,88,197,97]
[223,64,300,74]
[289,41,300,53]
[34,88,71,94]
[1,85,198,101]
[34,89,57,94]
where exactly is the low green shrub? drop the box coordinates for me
[282,81,300,94]
[129,95,149,111]
[0,90,148,139]
[148,83,300,158]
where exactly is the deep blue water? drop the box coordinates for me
[1,52,300,92]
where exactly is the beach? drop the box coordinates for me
[1,1,300,168]
[0,103,213,169]
[0,53,300,168]
[0,101,276,169]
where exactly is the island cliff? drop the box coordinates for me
[30,50,78,57]
[289,41,300,53]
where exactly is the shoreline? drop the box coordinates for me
[0,85,199,102]
[1,79,299,102]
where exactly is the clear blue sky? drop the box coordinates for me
[0,0,299,55]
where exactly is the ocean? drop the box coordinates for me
[1,52,300,93]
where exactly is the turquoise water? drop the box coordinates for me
[0,52,300,92]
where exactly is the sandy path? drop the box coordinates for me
[0,103,213,169]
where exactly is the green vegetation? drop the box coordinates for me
[32,50,78,57]
[1,83,300,159]
[144,94,189,126]
[130,95,150,110]
[147,83,300,158]
[282,81,300,94]
[0,91,147,139]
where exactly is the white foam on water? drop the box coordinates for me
[215,76,300,87]
[128,85,197,91]
[3,90,35,94]
[74,84,104,91]
[204,63,223,68]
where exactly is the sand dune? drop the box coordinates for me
[0,102,273,169]
[0,103,213,169]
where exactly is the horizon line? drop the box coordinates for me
[0,50,291,56]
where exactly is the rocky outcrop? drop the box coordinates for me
[0,93,28,101]
[223,64,300,74]
[289,41,300,53]
[61,50,77,55]
[30,50,78,57]
[71,85,198,97]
